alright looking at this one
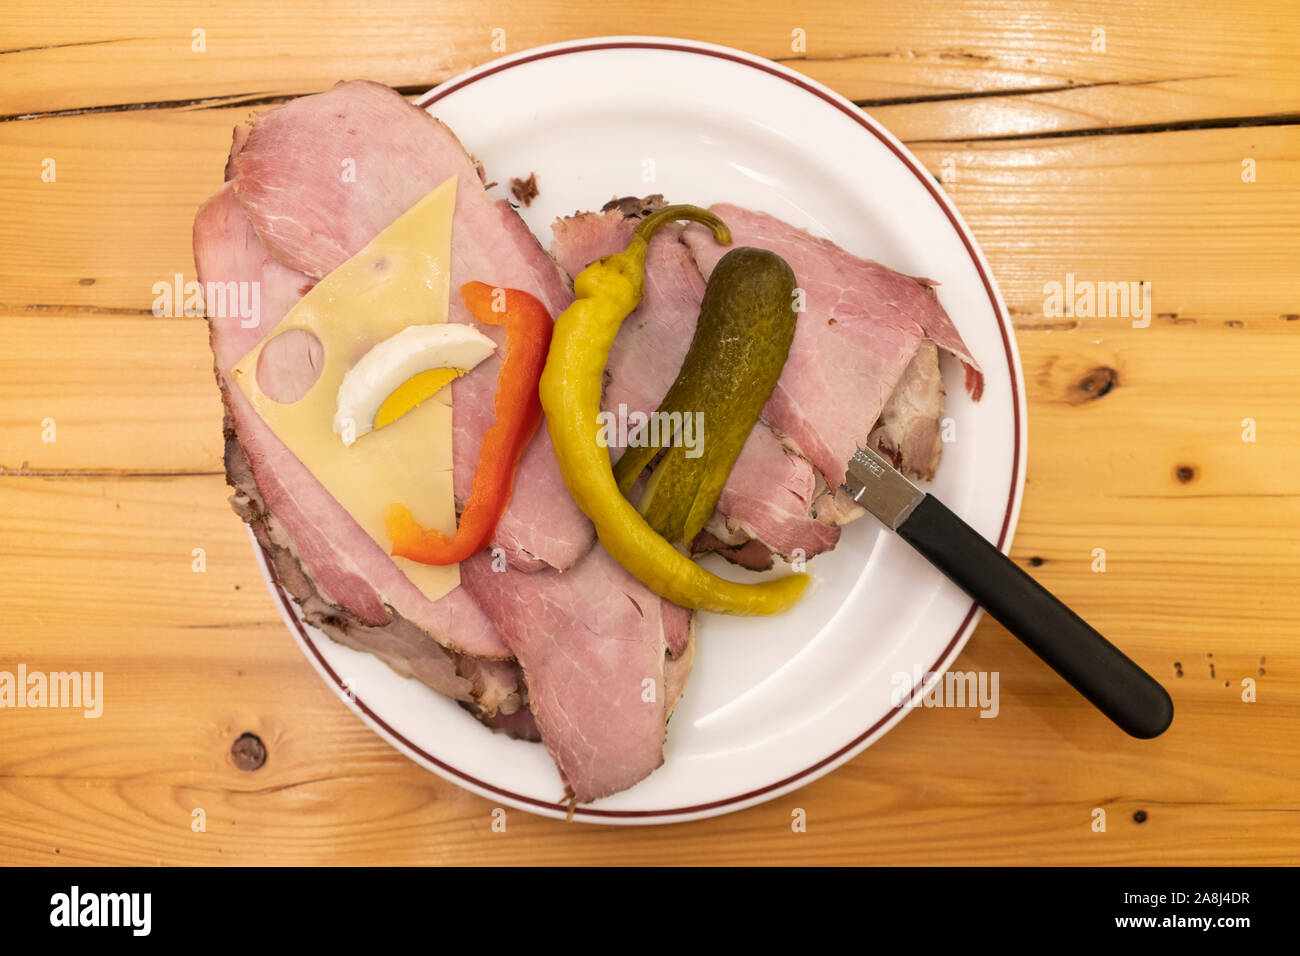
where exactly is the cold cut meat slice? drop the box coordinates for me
[224,79,594,573]
[684,204,982,489]
[460,545,691,803]
[550,199,840,564]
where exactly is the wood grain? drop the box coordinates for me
[0,0,1297,865]
[2,117,1295,318]
[4,0,1297,135]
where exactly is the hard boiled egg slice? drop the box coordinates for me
[373,367,462,430]
[334,323,496,446]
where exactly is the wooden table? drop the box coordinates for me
[1,1,1296,866]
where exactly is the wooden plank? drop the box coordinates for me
[0,473,1294,864]
[2,0,1298,137]
[0,109,229,309]
[3,452,1294,637]
[0,115,1296,317]
[5,267,1300,478]
[0,311,219,474]
[909,128,1300,324]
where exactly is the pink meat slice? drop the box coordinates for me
[460,545,691,803]
[684,204,983,488]
[869,339,945,481]
[471,628,695,744]
[196,182,511,660]
[200,84,712,799]
[225,79,594,572]
[811,340,949,524]
[550,202,839,561]
[473,703,544,741]
[235,425,527,715]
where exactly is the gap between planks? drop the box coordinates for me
[0,467,222,479]
[3,82,1298,147]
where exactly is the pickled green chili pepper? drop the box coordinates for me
[539,204,809,616]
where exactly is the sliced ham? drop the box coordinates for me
[691,527,778,572]
[468,624,695,745]
[554,198,973,572]
[199,83,697,799]
[460,545,691,803]
[196,181,512,662]
[663,628,696,715]
[684,204,983,489]
[810,340,948,525]
[226,411,525,716]
[869,338,946,481]
[469,701,543,741]
[550,200,839,563]
[224,79,594,573]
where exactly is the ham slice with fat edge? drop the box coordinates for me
[550,198,841,566]
[460,545,693,803]
[684,204,983,490]
[197,82,695,782]
[552,197,974,568]
[225,79,594,574]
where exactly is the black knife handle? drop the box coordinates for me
[896,494,1173,738]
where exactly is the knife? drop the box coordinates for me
[843,446,1173,738]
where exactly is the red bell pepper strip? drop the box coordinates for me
[384,282,553,565]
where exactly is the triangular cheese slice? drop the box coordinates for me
[232,176,460,601]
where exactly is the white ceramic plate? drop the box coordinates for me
[253,37,1027,824]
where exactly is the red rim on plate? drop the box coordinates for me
[260,38,1024,821]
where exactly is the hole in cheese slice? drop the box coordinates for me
[257,328,324,403]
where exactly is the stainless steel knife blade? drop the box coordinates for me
[843,446,925,530]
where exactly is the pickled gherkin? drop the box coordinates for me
[614,246,799,543]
